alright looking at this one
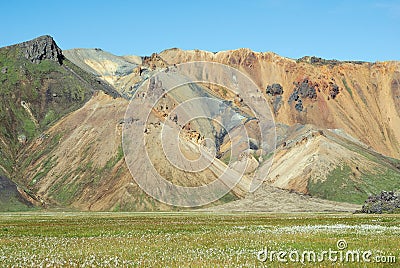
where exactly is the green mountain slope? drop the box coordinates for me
[267,124,400,205]
[0,36,119,208]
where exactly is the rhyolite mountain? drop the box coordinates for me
[0,35,399,211]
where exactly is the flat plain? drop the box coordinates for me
[0,212,399,267]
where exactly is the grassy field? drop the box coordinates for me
[0,212,399,267]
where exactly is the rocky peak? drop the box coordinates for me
[18,35,63,64]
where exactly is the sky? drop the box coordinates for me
[1,0,399,61]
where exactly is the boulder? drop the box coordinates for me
[360,191,400,213]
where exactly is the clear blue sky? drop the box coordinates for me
[1,0,399,61]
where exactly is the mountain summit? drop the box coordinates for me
[17,35,63,64]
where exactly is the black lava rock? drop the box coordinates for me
[266,83,284,96]
[329,83,340,99]
[288,79,317,112]
[295,99,303,112]
[360,191,400,214]
[289,90,299,103]
[297,80,317,99]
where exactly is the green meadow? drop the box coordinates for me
[0,212,399,267]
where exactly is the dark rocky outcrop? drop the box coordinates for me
[266,83,283,96]
[359,191,400,213]
[289,80,316,102]
[18,35,63,64]
[296,79,317,99]
[266,83,284,114]
[329,83,340,99]
[297,56,366,66]
[289,90,299,103]
[295,99,303,112]
[288,79,316,112]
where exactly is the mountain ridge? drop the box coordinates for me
[67,44,399,158]
[1,35,400,211]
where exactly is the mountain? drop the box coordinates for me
[16,91,168,211]
[63,49,146,98]
[65,47,400,159]
[62,47,400,207]
[0,35,119,210]
[159,48,400,160]
[158,49,400,206]
[63,49,168,99]
[1,35,400,211]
